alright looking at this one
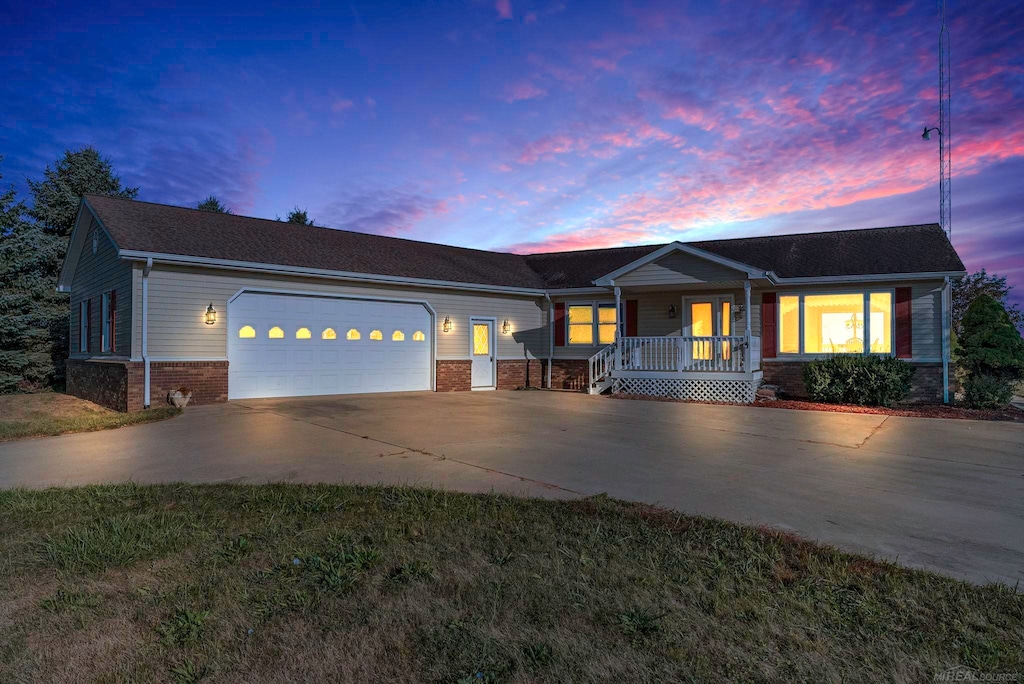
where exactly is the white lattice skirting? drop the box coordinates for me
[614,377,759,404]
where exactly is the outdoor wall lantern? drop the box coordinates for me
[443,315,452,333]
[733,304,745,319]
[502,318,511,334]
[204,303,217,325]
[668,304,677,319]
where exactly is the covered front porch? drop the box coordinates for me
[580,242,770,403]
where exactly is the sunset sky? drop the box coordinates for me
[2,0,1022,306]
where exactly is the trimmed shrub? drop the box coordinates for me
[963,373,1015,409]
[802,356,916,407]
[956,294,1024,409]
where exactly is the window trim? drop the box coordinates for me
[776,288,895,357]
[100,292,111,353]
[79,300,89,352]
[564,300,619,347]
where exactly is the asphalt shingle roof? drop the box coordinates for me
[84,195,965,290]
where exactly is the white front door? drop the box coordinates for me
[470,318,496,389]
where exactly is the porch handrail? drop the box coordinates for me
[588,342,616,387]
[619,335,750,373]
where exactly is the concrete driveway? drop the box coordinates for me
[1,391,1022,586]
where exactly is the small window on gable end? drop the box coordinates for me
[239,325,256,339]
[296,327,312,339]
[268,326,284,339]
[412,331,425,341]
[347,328,361,340]
[392,330,405,341]
[92,231,98,255]
[370,329,383,341]
[322,327,337,340]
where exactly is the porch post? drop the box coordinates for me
[613,284,622,368]
[743,280,752,373]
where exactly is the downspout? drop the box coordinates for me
[942,276,951,404]
[544,292,553,389]
[142,257,152,409]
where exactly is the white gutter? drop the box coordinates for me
[942,276,951,404]
[773,271,965,285]
[142,257,152,409]
[544,292,553,389]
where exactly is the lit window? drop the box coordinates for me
[779,296,799,354]
[869,293,892,353]
[412,330,425,341]
[598,304,617,344]
[568,305,594,345]
[392,330,405,341]
[370,329,383,340]
[322,327,337,340]
[804,293,866,354]
[296,327,312,340]
[238,325,256,339]
[268,326,284,339]
[473,323,489,355]
[778,291,894,355]
[346,329,361,340]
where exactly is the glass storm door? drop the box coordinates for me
[686,299,731,364]
[470,318,496,389]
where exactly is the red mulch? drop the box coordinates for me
[610,393,1024,422]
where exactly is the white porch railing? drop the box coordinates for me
[620,335,749,372]
[589,335,760,390]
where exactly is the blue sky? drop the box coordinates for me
[2,0,1022,305]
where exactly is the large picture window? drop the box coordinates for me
[778,291,893,355]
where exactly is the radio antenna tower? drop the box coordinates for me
[922,0,951,239]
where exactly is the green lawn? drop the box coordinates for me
[0,484,1020,682]
[0,393,179,441]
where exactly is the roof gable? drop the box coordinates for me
[594,242,766,287]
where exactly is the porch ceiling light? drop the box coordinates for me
[668,304,677,319]
[443,315,452,333]
[204,303,217,325]
[502,318,511,334]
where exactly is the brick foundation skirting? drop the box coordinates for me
[548,359,589,392]
[149,361,229,407]
[66,359,134,412]
[436,360,472,391]
[496,359,544,390]
[762,360,949,404]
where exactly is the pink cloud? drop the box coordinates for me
[495,0,512,20]
[503,81,547,102]
[331,98,354,113]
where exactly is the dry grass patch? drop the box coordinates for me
[0,484,1021,683]
[0,393,179,441]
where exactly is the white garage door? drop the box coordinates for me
[227,292,432,400]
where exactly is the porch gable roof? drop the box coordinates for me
[593,242,771,287]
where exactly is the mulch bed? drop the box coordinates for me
[610,393,1024,422]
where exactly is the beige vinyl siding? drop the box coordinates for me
[614,251,746,287]
[145,265,546,361]
[760,280,944,361]
[69,219,133,358]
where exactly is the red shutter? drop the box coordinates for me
[761,292,777,358]
[554,302,566,346]
[625,300,638,336]
[895,287,912,358]
[86,298,92,353]
[109,290,117,353]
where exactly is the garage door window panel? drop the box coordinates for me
[268,326,284,339]
[296,327,312,340]
[347,329,361,340]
